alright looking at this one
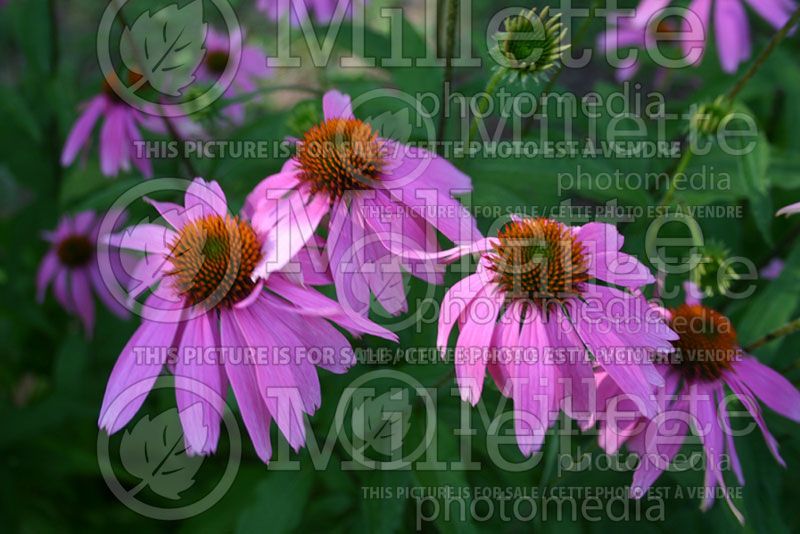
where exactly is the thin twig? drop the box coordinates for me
[744,317,800,352]
[437,0,459,144]
[727,7,800,100]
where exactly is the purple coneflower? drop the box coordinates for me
[596,282,800,522]
[37,211,130,336]
[436,217,676,454]
[246,90,479,316]
[98,178,396,460]
[61,77,154,178]
[195,28,271,123]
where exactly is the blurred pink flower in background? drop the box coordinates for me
[37,211,130,336]
[602,0,797,78]
[60,81,154,178]
[194,28,271,123]
[598,8,678,82]
[596,281,800,522]
[436,218,677,455]
[98,178,396,461]
[257,0,360,23]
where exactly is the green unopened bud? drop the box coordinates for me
[689,96,733,137]
[494,6,569,84]
[691,240,740,297]
[286,99,323,139]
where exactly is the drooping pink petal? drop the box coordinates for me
[725,372,786,465]
[733,357,800,422]
[454,285,503,405]
[267,274,398,341]
[99,106,130,176]
[89,262,130,319]
[381,151,480,244]
[127,113,153,178]
[36,252,60,302]
[53,269,72,312]
[327,197,371,316]
[437,272,491,353]
[61,95,107,166]
[231,302,308,451]
[682,0,712,66]
[255,299,322,414]
[98,296,181,433]
[219,309,273,462]
[694,384,744,523]
[175,312,227,456]
[628,398,690,497]
[71,268,96,336]
[512,310,557,455]
[744,0,796,28]
[715,0,751,73]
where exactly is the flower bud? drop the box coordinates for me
[691,240,740,297]
[493,6,570,84]
[689,96,733,137]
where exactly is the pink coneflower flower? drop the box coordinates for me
[777,201,800,216]
[257,0,359,23]
[596,281,800,522]
[195,28,270,123]
[98,178,395,460]
[680,0,797,72]
[436,218,677,454]
[37,211,130,336]
[61,77,154,178]
[246,89,479,316]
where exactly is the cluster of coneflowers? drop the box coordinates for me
[34,0,800,524]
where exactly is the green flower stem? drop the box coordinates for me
[521,0,598,136]
[467,67,507,144]
[744,317,800,352]
[221,85,324,108]
[438,0,460,143]
[728,6,800,100]
[659,146,694,207]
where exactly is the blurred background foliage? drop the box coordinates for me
[1,0,800,531]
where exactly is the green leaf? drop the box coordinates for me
[119,406,206,500]
[736,127,773,246]
[0,86,42,143]
[734,242,800,361]
[236,468,315,534]
[352,388,412,456]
